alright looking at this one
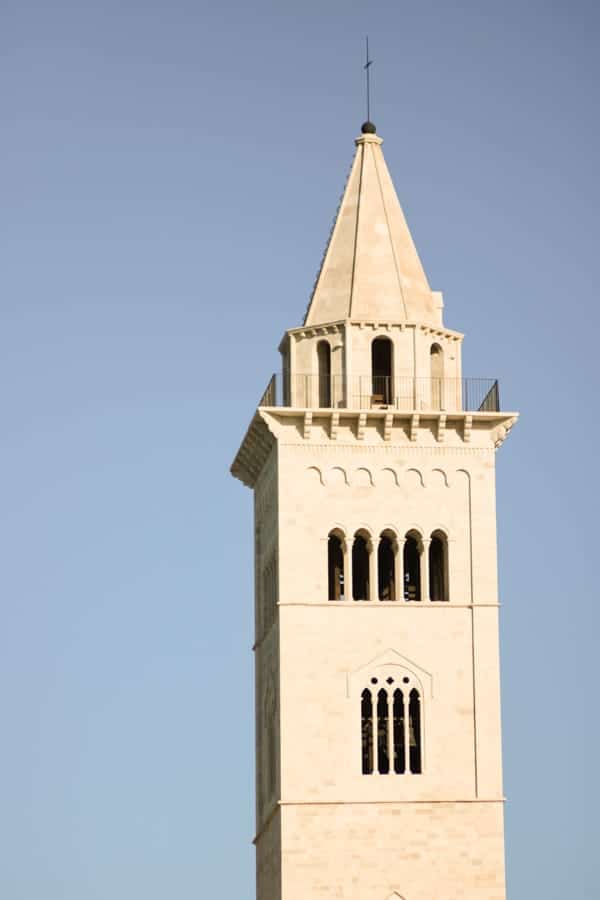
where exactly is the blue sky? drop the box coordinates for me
[1,1,597,897]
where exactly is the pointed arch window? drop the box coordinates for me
[359,673,423,775]
[429,531,448,602]
[352,533,370,601]
[430,343,444,409]
[328,530,345,601]
[317,340,332,408]
[378,532,396,601]
[372,337,394,405]
[403,532,421,601]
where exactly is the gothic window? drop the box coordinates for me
[429,530,448,602]
[403,532,421,601]
[430,342,444,409]
[352,532,370,601]
[361,689,373,774]
[392,689,406,773]
[317,340,332,408]
[371,336,394,405]
[377,689,390,774]
[328,530,345,601]
[409,689,422,774]
[360,673,422,775]
[378,532,396,601]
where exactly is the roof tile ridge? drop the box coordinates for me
[371,142,409,320]
[348,140,366,320]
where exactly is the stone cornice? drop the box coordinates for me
[230,412,276,489]
[231,409,518,488]
[279,319,464,350]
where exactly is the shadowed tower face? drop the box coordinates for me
[231,122,518,900]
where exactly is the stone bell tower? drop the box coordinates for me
[231,121,518,900]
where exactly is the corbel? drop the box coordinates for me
[357,412,367,441]
[330,411,339,441]
[463,414,473,443]
[437,414,447,443]
[410,413,420,442]
[384,412,393,442]
[303,411,312,440]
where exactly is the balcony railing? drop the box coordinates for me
[260,374,500,412]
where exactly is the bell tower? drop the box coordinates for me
[231,121,518,900]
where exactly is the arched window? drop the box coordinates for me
[378,532,396,601]
[317,340,331,408]
[430,343,444,409]
[328,530,345,601]
[393,689,406,774]
[429,531,448,602]
[377,689,390,774]
[372,337,393,405]
[361,689,373,774]
[352,533,370,601]
[403,532,421,601]
[360,673,423,776]
[409,688,422,774]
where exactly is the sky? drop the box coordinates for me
[1,0,598,897]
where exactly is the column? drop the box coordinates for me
[394,538,405,602]
[420,538,431,602]
[342,539,350,601]
[368,538,377,602]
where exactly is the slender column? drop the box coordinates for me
[341,539,349,601]
[420,538,431,602]
[368,539,377,602]
[394,538,404,602]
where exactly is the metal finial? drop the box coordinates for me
[363,37,374,127]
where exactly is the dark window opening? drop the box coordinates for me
[352,535,370,601]
[378,535,396,601]
[328,532,344,601]
[317,340,331,408]
[409,689,422,774]
[361,689,373,774]
[371,337,393,405]
[429,532,448,602]
[430,343,443,409]
[393,689,406,774]
[404,535,421,601]
[377,689,390,774]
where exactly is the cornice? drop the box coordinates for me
[279,319,464,350]
[230,412,276,489]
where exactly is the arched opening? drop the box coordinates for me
[328,531,345,601]
[361,689,373,774]
[403,533,421,601]
[377,689,390,774]
[429,531,448,602]
[430,343,444,409]
[393,689,406,774]
[317,340,331,408]
[371,337,393,405]
[378,533,396,601]
[409,688,422,774]
[352,533,370,601]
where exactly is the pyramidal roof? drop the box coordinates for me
[304,127,441,327]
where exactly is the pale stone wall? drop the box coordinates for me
[281,802,506,900]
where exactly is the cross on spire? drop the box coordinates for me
[364,37,374,124]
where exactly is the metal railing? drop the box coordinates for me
[259,374,500,412]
